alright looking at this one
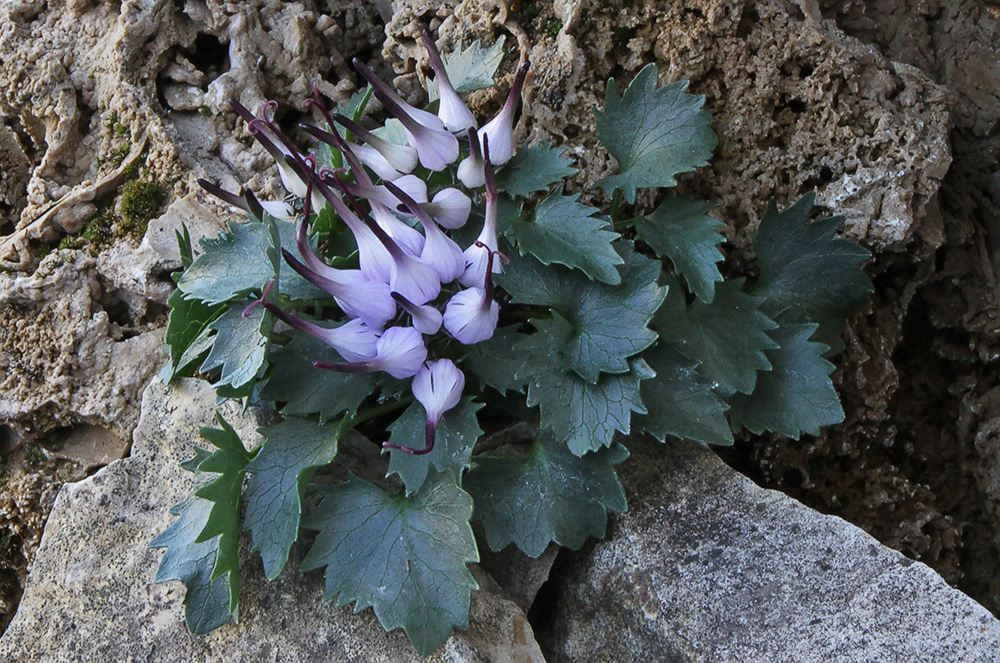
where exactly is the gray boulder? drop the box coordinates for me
[542,436,1000,662]
[0,379,545,663]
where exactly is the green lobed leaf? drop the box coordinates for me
[635,342,732,446]
[463,325,531,395]
[467,432,628,557]
[194,416,254,588]
[653,277,778,397]
[495,143,578,197]
[178,219,280,305]
[498,243,666,383]
[200,304,275,391]
[728,323,845,438]
[162,289,225,381]
[749,193,872,354]
[595,63,717,203]
[149,476,238,634]
[633,196,725,303]
[507,188,623,285]
[243,417,343,580]
[151,415,252,632]
[301,472,479,656]
[439,36,507,94]
[260,331,378,421]
[385,399,484,495]
[517,315,653,455]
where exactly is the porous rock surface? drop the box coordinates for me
[0,378,546,663]
[541,436,1000,663]
[383,0,951,251]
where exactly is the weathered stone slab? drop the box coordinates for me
[0,379,544,663]
[543,436,1000,662]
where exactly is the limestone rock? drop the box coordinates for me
[0,257,164,439]
[541,436,1000,662]
[0,379,545,663]
[383,0,951,253]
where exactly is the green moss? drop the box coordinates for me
[546,18,563,35]
[23,443,44,471]
[103,141,131,168]
[199,105,213,117]
[119,179,167,233]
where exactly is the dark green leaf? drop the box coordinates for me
[634,196,725,302]
[595,63,717,203]
[260,331,378,421]
[243,417,343,580]
[151,416,252,633]
[301,473,479,656]
[163,289,225,380]
[149,476,237,634]
[635,342,732,445]
[194,416,253,589]
[440,37,506,94]
[517,315,653,455]
[464,325,531,395]
[749,193,872,354]
[499,243,665,382]
[507,189,623,285]
[467,432,628,557]
[386,399,484,495]
[200,304,274,391]
[495,144,578,197]
[728,323,844,438]
[178,220,280,304]
[654,277,778,397]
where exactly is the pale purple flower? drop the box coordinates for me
[371,201,425,256]
[354,144,408,182]
[315,326,427,379]
[459,141,502,287]
[385,180,464,283]
[392,292,443,335]
[232,99,312,199]
[383,358,465,455]
[261,305,378,362]
[422,31,477,134]
[477,61,530,166]
[282,249,396,329]
[333,113,420,175]
[197,179,296,222]
[344,176,428,209]
[308,170,394,284]
[355,58,460,171]
[443,285,499,345]
[457,129,486,189]
[422,188,471,229]
[328,177,442,305]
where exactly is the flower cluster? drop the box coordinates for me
[203,32,529,455]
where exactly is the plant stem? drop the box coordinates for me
[347,395,414,429]
[609,188,624,224]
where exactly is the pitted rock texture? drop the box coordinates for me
[0,0,390,441]
[383,0,951,253]
[0,379,546,663]
[539,436,1000,663]
[0,0,388,270]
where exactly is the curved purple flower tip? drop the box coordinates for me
[384,358,465,455]
[315,326,427,379]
